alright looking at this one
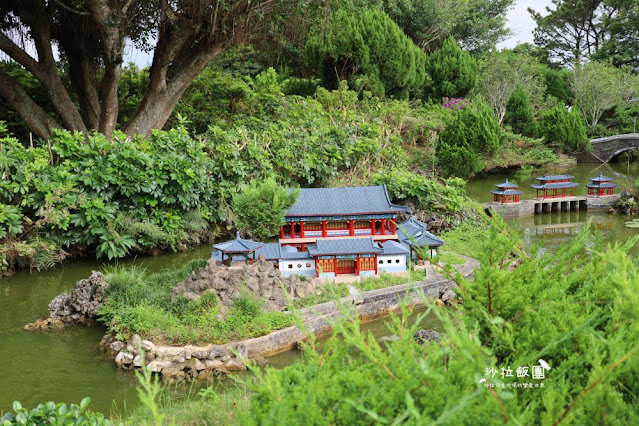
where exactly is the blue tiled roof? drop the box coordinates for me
[585,183,616,189]
[307,237,384,256]
[396,216,427,243]
[286,185,408,217]
[535,174,575,181]
[213,231,263,253]
[531,182,580,190]
[380,240,410,255]
[396,216,444,248]
[257,243,281,260]
[495,179,519,189]
[491,189,523,196]
[413,231,444,248]
[589,173,613,182]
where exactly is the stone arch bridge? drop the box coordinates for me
[577,133,639,163]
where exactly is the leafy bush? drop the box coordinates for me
[0,127,215,264]
[1,398,107,425]
[538,105,588,151]
[232,178,300,240]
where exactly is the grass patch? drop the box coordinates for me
[99,259,293,345]
[439,219,490,259]
[100,256,445,345]
[122,382,250,426]
[433,252,465,265]
[483,133,561,172]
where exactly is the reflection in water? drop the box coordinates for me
[466,163,639,256]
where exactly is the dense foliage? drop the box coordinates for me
[437,100,504,177]
[538,105,588,151]
[1,398,107,425]
[304,6,426,98]
[505,86,537,137]
[425,37,478,100]
[232,178,300,240]
[242,216,639,424]
[0,127,213,271]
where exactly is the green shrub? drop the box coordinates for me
[538,106,588,151]
[1,398,108,425]
[232,178,299,240]
[242,216,639,424]
[425,36,478,99]
[505,86,537,137]
[437,99,503,177]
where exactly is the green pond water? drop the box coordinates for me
[465,161,639,253]
[2,161,638,416]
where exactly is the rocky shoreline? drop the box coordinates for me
[100,256,476,382]
[25,255,478,382]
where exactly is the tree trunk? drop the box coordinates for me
[0,69,60,140]
[123,49,220,137]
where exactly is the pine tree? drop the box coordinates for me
[304,7,426,98]
[505,86,537,137]
[425,36,478,99]
[538,105,587,151]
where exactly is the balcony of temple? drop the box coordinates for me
[280,218,397,242]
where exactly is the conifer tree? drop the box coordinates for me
[437,100,503,177]
[304,7,426,98]
[505,86,537,137]
[538,105,588,151]
[425,37,478,99]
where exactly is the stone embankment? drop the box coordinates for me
[102,255,478,382]
[171,258,321,316]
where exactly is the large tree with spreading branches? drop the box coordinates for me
[0,0,300,139]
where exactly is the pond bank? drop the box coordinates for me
[100,255,478,382]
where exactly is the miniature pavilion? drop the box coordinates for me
[212,231,263,266]
[585,173,617,197]
[396,215,444,259]
[490,179,523,204]
[212,185,445,278]
[531,175,579,199]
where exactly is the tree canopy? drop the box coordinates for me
[304,6,426,98]
[0,0,299,139]
[528,0,614,68]
[425,36,477,100]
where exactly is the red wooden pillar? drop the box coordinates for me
[390,220,396,234]
[349,219,354,236]
[280,225,285,239]
[300,221,305,238]
[316,260,320,278]
[371,219,376,235]
[380,218,386,235]
[356,255,360,276]
[374,255,378,275]
[322,220,327,237]
[333,256,338,276]
[301,243,306,252]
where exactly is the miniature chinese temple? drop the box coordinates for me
[397,215,444,259]
[531,175,579,199]
[212,185,445,279]
[585,173,616,197]
[490,179,523,204]
[213,231,263,266]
